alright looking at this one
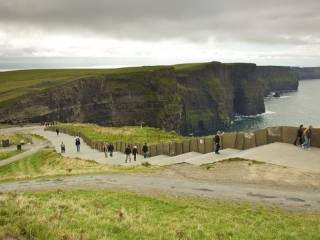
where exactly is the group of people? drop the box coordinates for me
[124,143,149,163]
[59,135,80,154]
[57,129,150,163]
[294,125,313,150]
[41,121,56,127]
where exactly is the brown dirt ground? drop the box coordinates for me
[155,159,320,191]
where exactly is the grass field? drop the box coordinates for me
[0,149,159,182]
[49,123,187,144]
[0,190,319,240]
[0,150,24,161]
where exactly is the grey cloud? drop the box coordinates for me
[0,0,319,44]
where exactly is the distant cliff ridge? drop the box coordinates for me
[293,67,320,80]
[257,66,299,95]
[0,61,299,134]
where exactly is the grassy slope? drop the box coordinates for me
[0,65,167,106]
[50,123,187,144]
[0,62,213,107]
[0,149,159,182]
[0,150,24,161]
[1,190,319,239]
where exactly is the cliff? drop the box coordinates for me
[293,67,320,80]
[256,66,299,95]
[176,62,264,133]
[0,61,297,134]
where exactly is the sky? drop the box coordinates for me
[0,0,319,68]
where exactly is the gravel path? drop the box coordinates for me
[1,173,319,212]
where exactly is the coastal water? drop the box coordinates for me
[228,79,320,132]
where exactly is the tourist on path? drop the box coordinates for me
[125,145,132,163]
[132,145,138,161]
[108,143,114,157]
[103,142,109,158]
[142,143,148,159]
[75,136,81,152]
[294,124,304,146]
[303,125,312,150]
[60,142,65,153]
[56,128,59,136]
[214,131,223,154]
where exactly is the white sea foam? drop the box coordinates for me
[279,95,291,99]
[234,110,275,121]
[264,110,276,114]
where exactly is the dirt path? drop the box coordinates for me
[0,142,49,167]
[0,173,319,212]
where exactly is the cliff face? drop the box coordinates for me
[293,67,320,80]
[176,62,264,133]
[0,62,298,134]
[257,66,299,95]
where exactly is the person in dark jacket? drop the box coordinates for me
[303,125,312,150]
[142,143,148,158]
[56,128,59,136]
[214,131,222,154]
[132,145,138,161]
[293,124,304,146]
[75,137,81,152]
[108,143,114,157]
[125,145,132,163]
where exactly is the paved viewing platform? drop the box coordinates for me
[27,128,320,172]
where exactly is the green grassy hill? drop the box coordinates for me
[0,66,168,106]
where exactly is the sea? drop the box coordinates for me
[228,79,320,132]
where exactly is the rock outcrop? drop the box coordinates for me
[0,61,299,134]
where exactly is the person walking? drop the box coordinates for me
[103,142,109,158]
[142,143,148,159]
[125,145,132,163]
[132,145,138,161]
[293,124,304,146]
[108,143,114,157]
[214,131,222,154]
[75,136,81,152]
[60,141,65,153]
[303,125,312,150]
[56,128,60,136]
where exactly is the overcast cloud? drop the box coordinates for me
[0,0,319,67]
